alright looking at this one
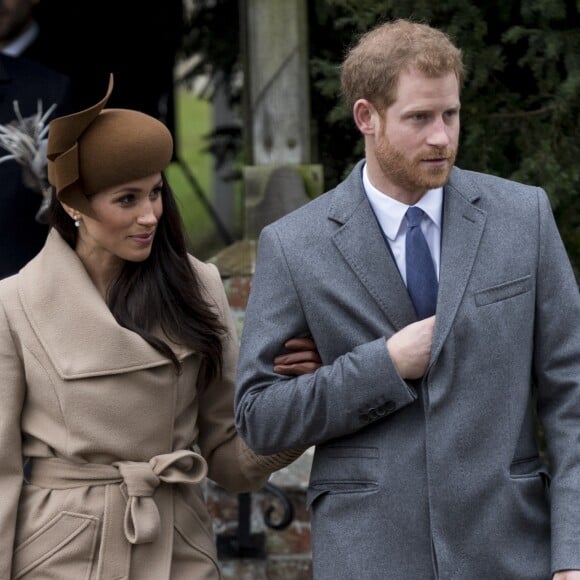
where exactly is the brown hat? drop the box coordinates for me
[47,74,173,216]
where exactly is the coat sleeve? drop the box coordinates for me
[0,290,26,580]
[532,188,580,573]
[234,224,416,456]
[193,261,304,493]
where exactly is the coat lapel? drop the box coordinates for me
[18,230,190,379]
[430,168,487,365]
[329,161,416,330]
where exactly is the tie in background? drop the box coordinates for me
[405,207,438,319]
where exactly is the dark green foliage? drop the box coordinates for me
[181,0,580,272]
[179,0,242,106]
[178,0,243,177]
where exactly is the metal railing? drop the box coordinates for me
[216,483,294,559]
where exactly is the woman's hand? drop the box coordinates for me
[273,337,322,375]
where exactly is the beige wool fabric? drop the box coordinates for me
[0,230,302,579]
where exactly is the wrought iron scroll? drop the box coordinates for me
[216,482,294,559]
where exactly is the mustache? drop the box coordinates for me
[421,147,455,160]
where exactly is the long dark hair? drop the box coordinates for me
[49,175,225,385]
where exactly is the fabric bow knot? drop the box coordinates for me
[114,450,207,545]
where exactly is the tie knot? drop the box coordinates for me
[406,206,424,227]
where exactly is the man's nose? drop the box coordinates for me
[427,117,451,147]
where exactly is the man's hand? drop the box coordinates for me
[554,571,580,579]
[274,337,322,375]
[386,316,436,380]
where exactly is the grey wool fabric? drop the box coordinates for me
[235,160,580,579]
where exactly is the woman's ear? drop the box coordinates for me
[59,201,77,221]
[353,99,380,135]
[60,201,82,227]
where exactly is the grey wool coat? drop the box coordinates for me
[235,160,580,580]
[0,229,301,580]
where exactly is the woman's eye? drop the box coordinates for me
[117,195,135,205]
[149,187,162,200]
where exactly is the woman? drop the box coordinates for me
[0,75,320,579]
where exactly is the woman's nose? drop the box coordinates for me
[137,202,159,225]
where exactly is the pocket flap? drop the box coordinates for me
[305,487,329,510]
[475,275,532,307]
[14,511,99,579]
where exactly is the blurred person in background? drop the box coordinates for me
[0,0,73,278]
[0,0,39,57]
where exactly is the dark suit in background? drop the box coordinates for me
[0,53,73,278]
[31,0,183,146]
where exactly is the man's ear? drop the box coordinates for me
[353,99,380,135]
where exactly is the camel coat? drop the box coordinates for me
[0,229,300,580]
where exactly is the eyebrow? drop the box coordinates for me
[114,180,163,194]
[402,104,461,118]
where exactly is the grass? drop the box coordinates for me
[166,88,230,259]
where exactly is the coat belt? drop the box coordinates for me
[27,450,208,580]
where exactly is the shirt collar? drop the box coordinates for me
[2,21,39,57]
[363,162,444,241]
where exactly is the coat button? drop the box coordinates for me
[384,401,396,412]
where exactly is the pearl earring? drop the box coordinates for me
[73,215,80,228]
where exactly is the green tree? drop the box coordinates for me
[181,0,580,271]
[179,0,243,175]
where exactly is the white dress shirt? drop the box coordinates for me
[1,20,39,56]
[363,163,443,283]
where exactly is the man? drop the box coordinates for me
[235,19,580,580]
[0,0,39,57]
[0,0,73,278]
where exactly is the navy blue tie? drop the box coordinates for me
[405,207,438,319]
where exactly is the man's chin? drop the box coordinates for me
[420,165,453,189]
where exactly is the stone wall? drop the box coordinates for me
[207,261,314,579]
[207,449,313,579]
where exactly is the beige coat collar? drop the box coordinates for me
[19,229,190,379]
